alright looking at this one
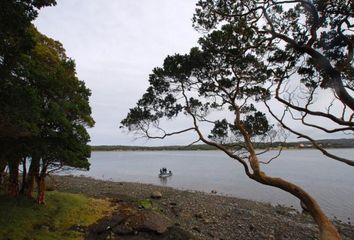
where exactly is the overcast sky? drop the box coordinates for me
[35,0,201,146]
[34,0,350,146]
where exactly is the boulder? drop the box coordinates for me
[151,191,162,199]
[129,211,172,234]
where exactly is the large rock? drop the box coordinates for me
[86,200,195,240]
[151,191,162,199]
[129,210,173,234]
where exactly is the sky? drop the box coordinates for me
[34,0,350,146]
[34,0,201,146]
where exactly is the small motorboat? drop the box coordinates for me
[159,168,172,178]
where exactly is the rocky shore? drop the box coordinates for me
[52,175,354,240]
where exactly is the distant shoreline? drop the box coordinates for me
[90,138,354,151]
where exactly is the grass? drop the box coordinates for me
[0,191,114,240]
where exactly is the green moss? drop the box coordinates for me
[137,199,153,209]
[0,191,113,240]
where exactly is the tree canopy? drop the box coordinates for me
[0,0,57,79]
[0,1,94,203]
[192,0,354,165]
[122,1,353,239]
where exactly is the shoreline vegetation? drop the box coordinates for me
[91,138,354,151]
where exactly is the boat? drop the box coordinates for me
[158,172,172,178]
[159,168,172,178]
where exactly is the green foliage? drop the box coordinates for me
[1,0,93,176]
[121,19,272,145]
[0,0,57,79]
[0,25,94,172]
[0,191,113,240]
[193,0,354,109]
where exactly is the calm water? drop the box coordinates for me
[68,149,354,222]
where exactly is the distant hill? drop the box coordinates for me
[90,144,217,151]
[91,138,354,151]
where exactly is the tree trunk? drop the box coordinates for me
[7,158,20,197]
[23,156,40,198]
[0,158,7,188]
[236,114,341,239]
[251,171,341,240]
[36,175,46,205]
[19,157,27,195]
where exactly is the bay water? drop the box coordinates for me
[67,149,354,222]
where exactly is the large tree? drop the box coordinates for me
[0,0,57,172]
[21,28,94,203]
[121,4,353,238]
[0,1,93,203]
[193,0,354,166]
[0,26,94,203]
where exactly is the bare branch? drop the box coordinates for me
[259,146,284,164]
[265,101,354,166]
[144,127,196,140]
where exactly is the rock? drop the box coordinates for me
[40,225,50,231]
[151,191,162,199]
[69,224,86,233]
[192,226,201,233]
[112,224,134,235]
[162,226,196,240]
[268,234,275,240]
[300,200,309,213]
[130,211,172,234]
[211,190,217,194]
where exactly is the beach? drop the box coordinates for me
[52,175,354,240]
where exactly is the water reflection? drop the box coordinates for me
[159,176,172,185]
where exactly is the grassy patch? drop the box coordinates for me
[137,199,153,209]
[137,198,165,214]
[0,191,114,240]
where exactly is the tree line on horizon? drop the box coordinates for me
[91,138,354,151]
[121,1,353,239]
[0,1,94,204]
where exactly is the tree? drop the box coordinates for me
[20,28,94,203]
[0,1,93,202]
[121,16,347,240]
[0,1,57,194]
[0,0,56,80]
[193,0,354,166]
[0,26,94,203]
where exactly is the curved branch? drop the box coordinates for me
[275,78,354,127]
[144,127,196,140]
[180,81,253,177]
[298,112,353,133]
[265,101,354,166]
[262,6,354,110]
